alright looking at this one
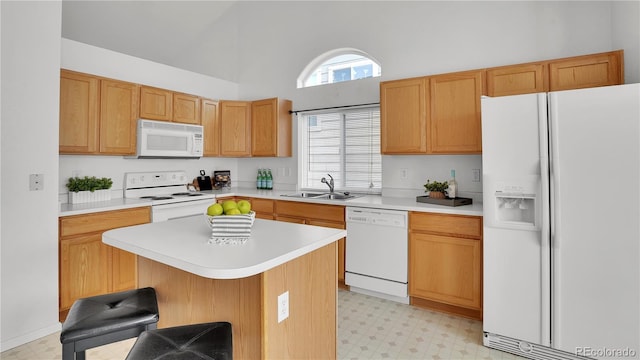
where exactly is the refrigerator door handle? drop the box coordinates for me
[537,93,552,346]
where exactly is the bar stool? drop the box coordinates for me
[60,287,159,360]
[126,321,232,360]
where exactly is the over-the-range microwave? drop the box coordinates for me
[128,119,204,159]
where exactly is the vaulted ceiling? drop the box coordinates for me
[61,1,238,79]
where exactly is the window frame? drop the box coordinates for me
[297,48,381,89]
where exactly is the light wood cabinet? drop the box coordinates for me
[549,50,623,91]
[251,98,292,157]
[275,200,347,288]
[380,77,428,154]
[139,86,173,121]
[59,70,138,155]
[202,99,220,157]
[429,70,484,154]
[59,70,100,153]
[219,100,252,157]
[409,212,483,319]
[99,79,139,155]
[173,93,201,125]
[486,63,547,97]
[59,207,151,321]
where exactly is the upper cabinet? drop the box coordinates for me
[202,99,220,157]
[429,70,484,154]
[380,71,483,155]
[548,50,623,91]
[139,86,201,124]
[251,98,292,157]
[219,100,252,157]
[139,86,172,121]
[486,63,547,97]
[173,93,201,125]
[380,78,427,154]
[381,50,624,155]
[60,70,138,155]
[60,70,100,153]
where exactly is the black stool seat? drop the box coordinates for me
[126,322,232,360]
[60,287,159,360]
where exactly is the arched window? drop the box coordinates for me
[297,48,381,88]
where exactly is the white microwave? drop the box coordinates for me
[131,119,204,158]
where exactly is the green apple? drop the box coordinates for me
[221,200,237,213]
[226,208,241,215]
[237,200,251,214]
[207,203,223,216]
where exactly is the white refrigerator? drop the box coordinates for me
[481,84,640,360]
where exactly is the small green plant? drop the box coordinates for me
[66,176,113,192]
[423,180,449,193]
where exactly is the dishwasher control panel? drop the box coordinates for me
[346,207,407,228]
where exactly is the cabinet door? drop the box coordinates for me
[60,234,110,310]
[549,50,623,91]
[429,70,484,154]
[307,219,346,285]
[248,197,275,220]
[409,232,481,309]
[173,93,201,124]
[251,98,292,157]
[202,99,220,157]
[380,78,427,154]
[486,63,547,97]
[99,79,139,155]
[219,100,251,157]
[59,70,100,154]
[139,86,172,121]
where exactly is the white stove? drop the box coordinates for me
[124,171,216,222]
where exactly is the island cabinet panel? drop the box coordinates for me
[408,212,483,320]
[99,79,139,155]
[59,70,100,153]
[58,207,151,321]
[173,93,201,125]
[274,200,347,288]
[251,98,292,157]
[137,241,337,360]
[380,77,428,154]
[486,63,548,97]
[428,70,484,154]
[201,99,220,156]
[139,85,173,121]
[219,100,252,157]
[549,50,623,91]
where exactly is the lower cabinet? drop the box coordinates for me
[409,212,483,319]
[275,200,347,289]
[58,206,151,321]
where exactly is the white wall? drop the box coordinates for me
[228,1,637,198]
[59,39,241,196]
[1,1,62,350]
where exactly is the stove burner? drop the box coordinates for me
[171,192,204,197]
[141,196,174,200]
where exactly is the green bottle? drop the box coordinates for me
[256,169,263,189]
[266,169,273,190]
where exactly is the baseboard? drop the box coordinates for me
[410,296,482,320]
[1,322,61,352]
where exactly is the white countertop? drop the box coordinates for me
[103,215,346,279]
[60,187,482,217]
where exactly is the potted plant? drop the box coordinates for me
[423,180,449,199]
[67,176,113,204]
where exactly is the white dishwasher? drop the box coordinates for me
[345,207,409,303]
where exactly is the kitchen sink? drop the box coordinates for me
[281,192,357,200]
[281,192,326,198]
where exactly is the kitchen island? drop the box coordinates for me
[103,215,346,359]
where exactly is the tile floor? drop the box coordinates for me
[1,290,524,360]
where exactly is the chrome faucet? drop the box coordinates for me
[321,174,335,193]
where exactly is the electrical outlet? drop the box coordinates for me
[277,291,289,323]
[472,169,481,182]
[29,174,44,191]
[400,168,408,180]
